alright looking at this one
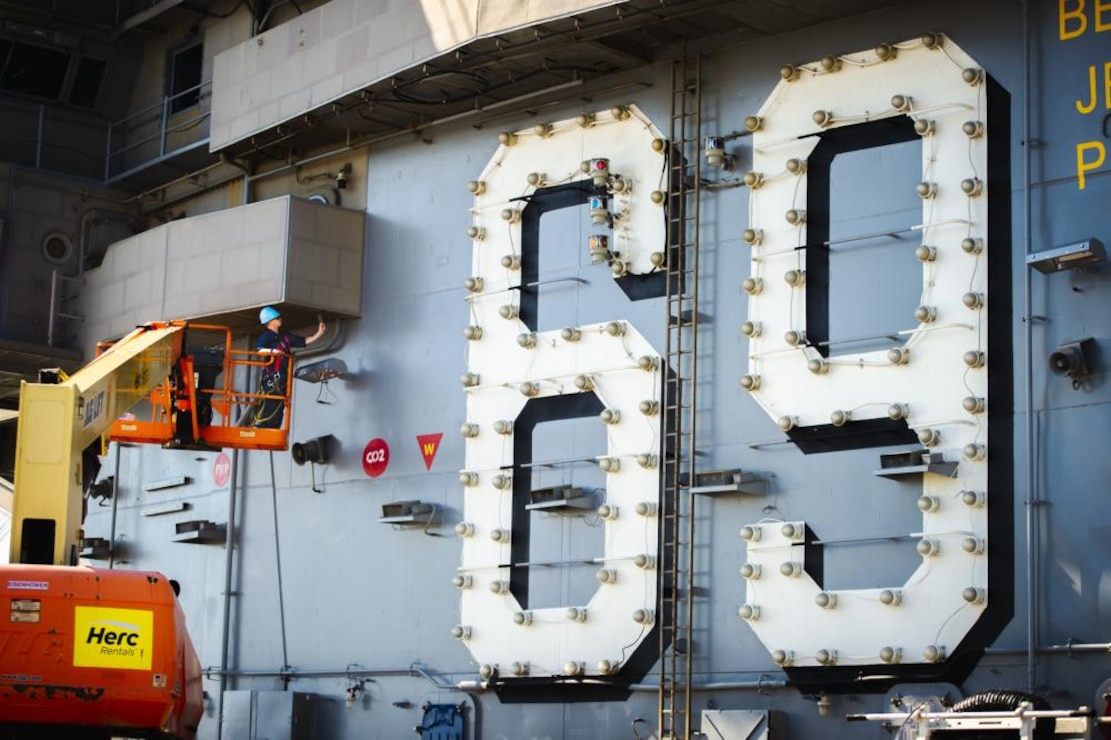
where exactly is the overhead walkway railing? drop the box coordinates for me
[104,79,213,184]
[0,99,110,181]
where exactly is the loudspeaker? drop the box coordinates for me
[292,435,335,466]
[1048,338,1095,379]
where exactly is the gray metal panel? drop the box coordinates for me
[210,0,623,149]
[255,691,316,740]
[220,691,316,740]
[78,195,363,342]
[221,690,255,740]
[700,709,772,740]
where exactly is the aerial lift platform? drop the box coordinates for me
[1,320,294,739]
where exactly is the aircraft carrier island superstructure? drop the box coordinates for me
[0,1,1109,738]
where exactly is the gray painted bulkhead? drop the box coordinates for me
[67,1,1111,738]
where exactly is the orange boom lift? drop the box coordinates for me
[0,321,293,739]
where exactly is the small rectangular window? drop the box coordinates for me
[168,42,203,114]
[0,39,70,100]
[68,57,107,107]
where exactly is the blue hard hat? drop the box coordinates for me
[259,306,281,324]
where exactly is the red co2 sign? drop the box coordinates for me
[362,438,390,478]
[213,453,231,488]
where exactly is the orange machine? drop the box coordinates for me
[0,565,203,739]
[1,320,295,738]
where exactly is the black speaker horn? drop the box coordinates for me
[292,435,335,466]
[1048,337,1095,380]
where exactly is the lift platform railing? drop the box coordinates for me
[106,322,293,452]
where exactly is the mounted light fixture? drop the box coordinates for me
[1026,238,1106,273]
[599,408,621,425]
[962,237,984,254]
[961,177,984,197]
[344,679,364,709]
[589,195,610,226]
[780,562,803,578]
[916,245,937,262]
[588,158,610,187]
[962,120,985,138]
[588,234,611,263]
[963,349,986,368]
[704,136,735,170]
[781,523,803,540]
[879,589,902,606]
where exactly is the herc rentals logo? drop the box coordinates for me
[72,607,154,671]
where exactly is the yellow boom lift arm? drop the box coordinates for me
[10,321,292,566]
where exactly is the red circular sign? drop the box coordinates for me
[213,452,231,487]
[362,438,390,478]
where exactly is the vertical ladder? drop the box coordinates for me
[658,53,701,740]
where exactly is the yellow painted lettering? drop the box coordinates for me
[1077,141,1106,189]
[1105,61,1111,106]
[1097,0,1111,31]
[1077,64,1098,113]
[1061,0,1088,39]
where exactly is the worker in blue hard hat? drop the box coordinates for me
[252,306,326,428]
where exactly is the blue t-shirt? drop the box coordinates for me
[257,329,307,377]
